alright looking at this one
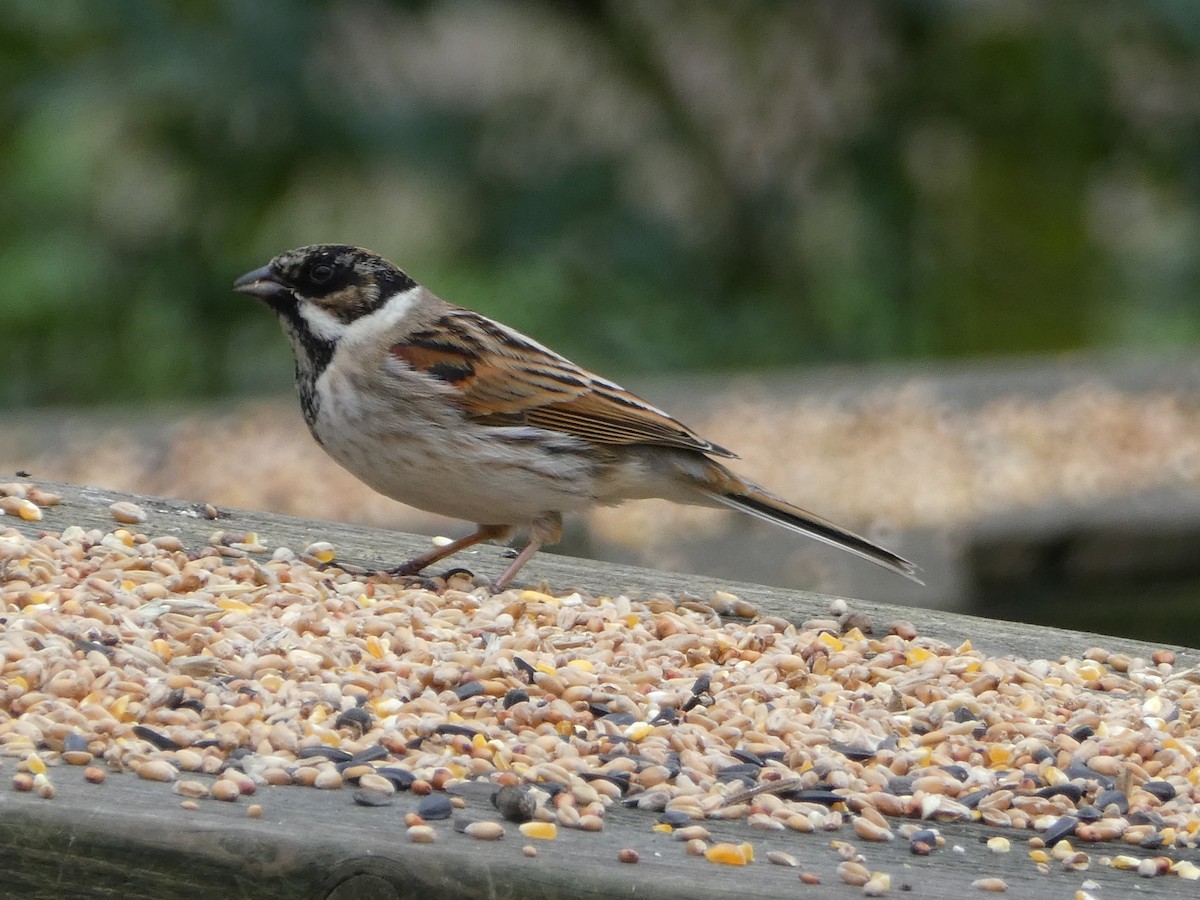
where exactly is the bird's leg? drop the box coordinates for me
[386,524,511,577]
[491,539,544,592]
[490,513,562,592]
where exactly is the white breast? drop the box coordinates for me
[307,354,599,525]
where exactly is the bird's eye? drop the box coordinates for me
[310,263,334,285]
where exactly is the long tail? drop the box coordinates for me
[703,482,923,584]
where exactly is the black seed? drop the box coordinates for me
[74,639,115,658]
[334,745,390,773]
[731,749,765,767]
[436,724,479,738]
[958,789,990,810]
[598,712,637,727]
[830,743,876,762]
[133,725,182,751]
[454,681,485,701]
[374,767,415,791]
[789,789,845,806]
[1069,725,1095,741]
[1131,810,1165,828]
[63,733,89,753]
[1094,788,1128,814]
[1030,746,1055,764]
[503,689,530,709]
[538,781,566,798]
[1139,833,1165,850]
[581,772,630,794]
[650,707,678,726]
[1076,806,1102,822]
[418,794,454,820]
[716,764,760,785]
[887,776,916,796]
[514,657,536,681]
[1142,781,1176,802]
[353,788,394,807]
[941,765,968,782]
[491,785,536,822]
[298,746,353,763]
[659,809,693,827]
[951,706,977,723]
[1035,784,1083,803]
[334,707,372,732]
[1041,816,1078,845]
[1065,758,1112,788]
[909,828,939,846]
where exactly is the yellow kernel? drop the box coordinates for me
[625,722,653,742]
[13,498,43,521]
[534,662,557,676]
[216,598,253,614]
[705,843,749,866]
[817,632,844,652]
[987,745,1012,766]
[987,837,1010,853]
[566,659,594,672]
[652,823,673,833]
[842,627,866,642]
[304,542,335,563]
[25,754,46,775]
[520,591,556,604]
[1028,849,1049,863]
[905,647,935,665]
[518,822,557,840]
[365,636,384,659]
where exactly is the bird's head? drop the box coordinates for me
[233,244,416,334]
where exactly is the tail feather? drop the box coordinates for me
[707,488,923,585]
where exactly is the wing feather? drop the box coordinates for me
[390,309,735,458]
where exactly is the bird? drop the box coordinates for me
[234,245,920,591]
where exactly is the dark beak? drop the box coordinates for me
[232,264,292,302]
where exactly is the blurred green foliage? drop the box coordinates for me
[2,0,1199,407]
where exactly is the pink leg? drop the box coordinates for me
[387,524,510,577]
[491,538,544,591]
[491,513,563,591]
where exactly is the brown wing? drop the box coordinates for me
[391,308,736,458]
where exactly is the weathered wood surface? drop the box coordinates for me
[1,477,1198,899]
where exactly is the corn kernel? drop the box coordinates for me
[905,647,934,665]
[519,822,557,840]
[705,843,749,866]
[817,632,844,652]
[365,636,384,659]
[216,598,253,614]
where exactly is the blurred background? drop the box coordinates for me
[3,0,1200,643]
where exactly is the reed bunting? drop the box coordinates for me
[235,245,920,590]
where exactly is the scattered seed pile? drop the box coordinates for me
[2,483,1199,889]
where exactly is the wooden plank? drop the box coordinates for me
[0,476,1197,899]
